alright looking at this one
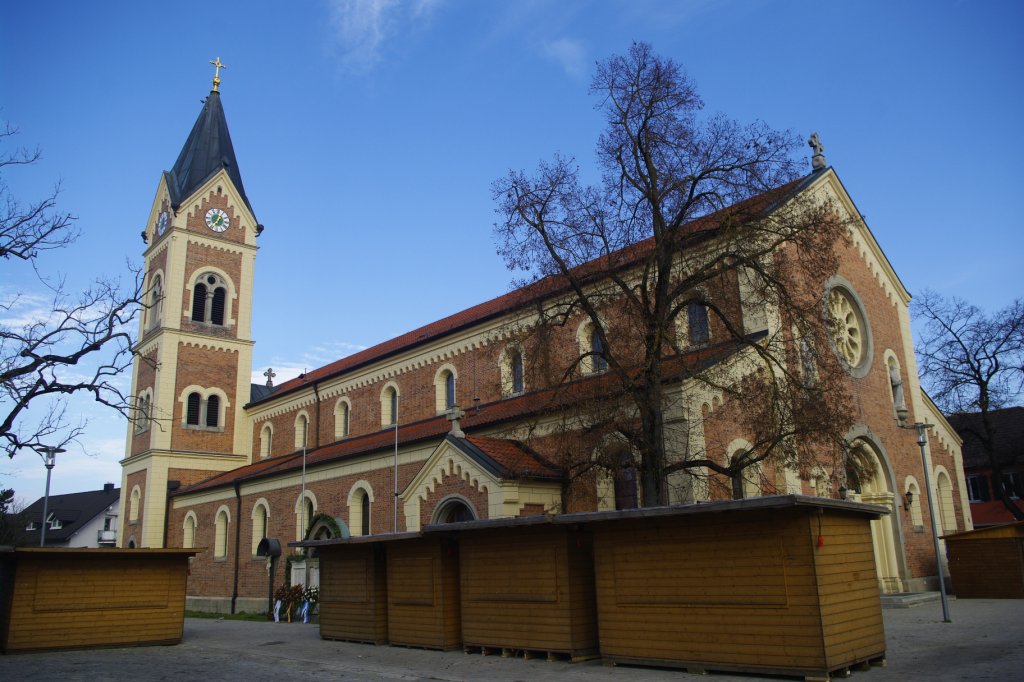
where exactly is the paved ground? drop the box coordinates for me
[2,598,1022,681]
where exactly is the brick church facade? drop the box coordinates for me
[119,80,972,612]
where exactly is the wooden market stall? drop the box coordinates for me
[385,535,461,649]
[445,517,599,661]
[302,533,460,648]
[945,520,1024,598]
[314,539,388,644]
[0,547,198,653]
[578,497,887,680]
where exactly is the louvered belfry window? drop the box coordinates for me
[192,283,207,322]
[206,394,220,427]
[211,287,226,325]
[186,392,202,425]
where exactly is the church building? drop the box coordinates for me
[119,72,972,613]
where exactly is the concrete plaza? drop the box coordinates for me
[1,597,1021,681]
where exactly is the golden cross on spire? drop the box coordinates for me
[209,57,227,92]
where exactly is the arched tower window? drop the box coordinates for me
[191,283,207,322]
[147,274,163,329]
[186,392,202,425]
[191,273,231,326]
[205,394,220,427]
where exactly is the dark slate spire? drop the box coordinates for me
[166,89,254,216]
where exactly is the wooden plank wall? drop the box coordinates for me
[460,526,598,656]
[593,510,883,676]
[811,513,886,669]
[2,554,189,653]
[386,538,461,649]
[947,538,1024,598]
[318,545,388,643]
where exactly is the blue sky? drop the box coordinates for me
[2,1,1022,503]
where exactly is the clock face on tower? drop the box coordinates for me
[205,208,230,232]
[156,210,169,236]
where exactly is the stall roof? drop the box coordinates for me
[291,495,886,549]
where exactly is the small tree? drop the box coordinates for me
[913,291,1024,520]
[1,124,144,459]
[493,43,854,507]
[0,488,28,545]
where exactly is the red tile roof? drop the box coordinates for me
[255,177,807,405]
[177,336,747,496]
[464,435,561,478]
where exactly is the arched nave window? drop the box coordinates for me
[214,506,230,559]
[259,423,273,459]
[182,512,197,549]
[348,482,374,537]
[434,365,458,413]
[380,383,400,426]
[251,500,270,555]
[500,345,526,396]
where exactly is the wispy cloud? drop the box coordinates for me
[326,0,443,72]
[252,339,368,385]
[543,37,587,79]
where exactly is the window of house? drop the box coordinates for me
[47,513,61,530]
[688,301,710,345]
[967,475,990,502]
[1002,471,1024,499]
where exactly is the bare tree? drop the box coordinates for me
[1,125,144,459]
[914,291,1024,520]
[492,43,854,507]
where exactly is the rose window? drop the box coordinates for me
[828,288,865,367]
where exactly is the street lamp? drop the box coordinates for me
[35,445,66,547]
[909,423,952,623]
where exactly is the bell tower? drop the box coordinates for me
[119,60,262,548]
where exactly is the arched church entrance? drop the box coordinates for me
[432,497,477,524]
[847,438,904,593]
[299,515,350,589]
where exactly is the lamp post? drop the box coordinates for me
[35,445,66,547]
[911,423,952,623]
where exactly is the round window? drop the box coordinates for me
[824,278,873,377]
[828,288,865,366]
